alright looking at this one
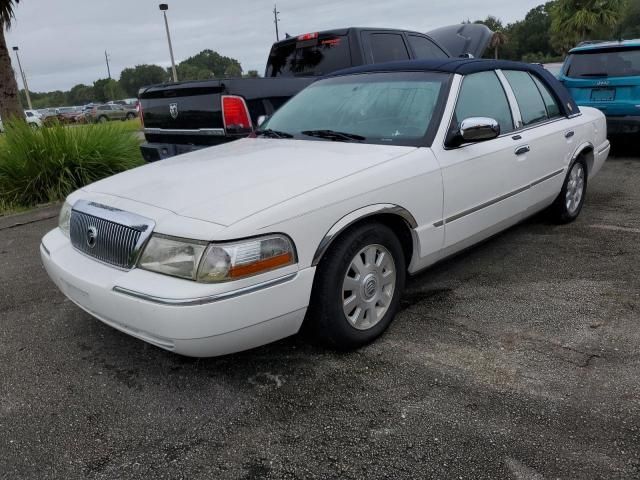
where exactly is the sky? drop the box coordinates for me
[5,0,544,93]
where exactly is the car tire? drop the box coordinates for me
[126,112,135,120]
[304,222,406,350]
[549,158,588,224]
[98,116,108,123]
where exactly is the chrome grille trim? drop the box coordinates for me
[70,200,155,269]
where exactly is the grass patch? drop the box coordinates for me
[0,120,144,208]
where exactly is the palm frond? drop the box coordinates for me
[0,0,19,28]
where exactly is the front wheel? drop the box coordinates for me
[98,116,108,123]
[304,222,406,350]
[549,159,587,223]
[126,112,135,120]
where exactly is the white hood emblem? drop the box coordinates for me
[169,102,179,119]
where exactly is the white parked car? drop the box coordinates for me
[41,59,610,357]
[25,110,43,128]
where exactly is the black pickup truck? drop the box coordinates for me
[138,24,492,161]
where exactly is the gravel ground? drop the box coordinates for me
[0,149,638,479]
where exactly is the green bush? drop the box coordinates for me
[0,120,143,207]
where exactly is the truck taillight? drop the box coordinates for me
[221,95,252,131]
[297,32,318,41]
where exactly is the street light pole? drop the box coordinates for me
[12,46,32,110]
[159,4,178,82]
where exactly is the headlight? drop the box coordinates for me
[138,234,296,283]
[58,201,72,237]
[138,235,207,280]
[197,235,296,283]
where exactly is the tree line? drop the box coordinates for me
[473,0,639,62]
[20,49,260,109]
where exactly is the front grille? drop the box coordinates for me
[69,201,155,269]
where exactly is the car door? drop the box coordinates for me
[433,71,530,249]
[500,70,574,210]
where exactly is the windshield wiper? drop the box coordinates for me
[254,128,293,139]
[301,129,366,142]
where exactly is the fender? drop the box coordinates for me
[311,204,418,266]
[569,140,594,174]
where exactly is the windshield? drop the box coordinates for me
[265,34,352,77]
[262,72,450,147]
[566,47,640,78]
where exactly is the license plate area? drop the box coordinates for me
[590,88,615,102]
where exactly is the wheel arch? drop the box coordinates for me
[571,142,594,175]
[311,204,418,268]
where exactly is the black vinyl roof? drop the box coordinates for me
[328,58,580,117]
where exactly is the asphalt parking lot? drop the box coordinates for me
[1,146,639,480]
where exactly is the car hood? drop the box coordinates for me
[84,138,415,226]
[426,23,493,59]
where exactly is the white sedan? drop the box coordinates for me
[41,59,610,357]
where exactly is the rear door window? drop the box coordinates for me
[408,35,448,59]
[265,34,352,77]
[367,33,410,63]
[453,71,514,134]
[503,70,548,126]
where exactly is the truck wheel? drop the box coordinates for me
[304,222,406,350]
[550,159,587,224]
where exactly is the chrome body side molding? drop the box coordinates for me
[112,272,298,306]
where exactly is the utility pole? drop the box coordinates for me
[12,46,32,110]
[105,50,112,80]
[159,4,178,82]
[273,4,280,42]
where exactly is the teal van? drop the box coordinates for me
[559,40,640,134]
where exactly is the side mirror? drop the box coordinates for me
[256,115,270,127]
[460,117,500,142]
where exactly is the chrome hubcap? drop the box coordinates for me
[565,163,585,215]
[342,244,396,330]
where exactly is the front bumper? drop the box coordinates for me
[41,228,315,357]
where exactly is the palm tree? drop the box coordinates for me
[551,0,627,51]
[490,31,508,60]
[0,0,23,121]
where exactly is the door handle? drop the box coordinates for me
[515,145,530,156]
[565,130,575,139]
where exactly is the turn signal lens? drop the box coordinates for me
[197,235,296,283]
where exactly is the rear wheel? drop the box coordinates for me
[98,115,108,123]
[304,222,406,350]
[550,159,587,223]
[126,112,135,120]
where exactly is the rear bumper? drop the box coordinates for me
[140,142,209,162]
[41,228,315,357]
[605,116,640,135]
